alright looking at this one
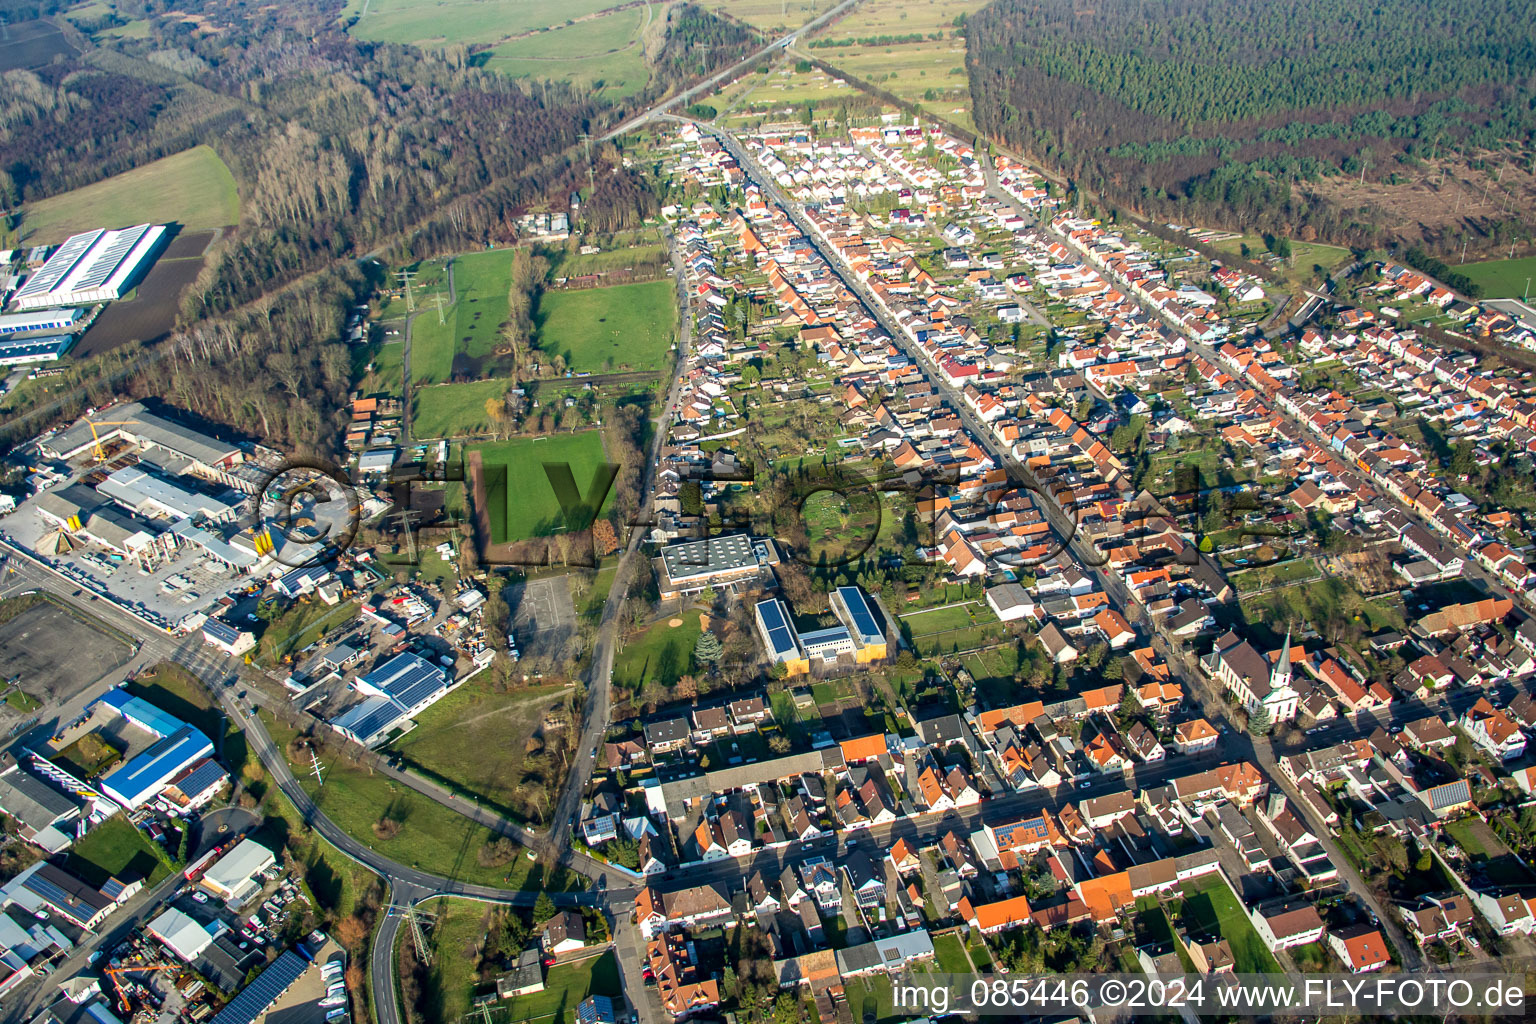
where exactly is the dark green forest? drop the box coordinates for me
[965,0,1536,242]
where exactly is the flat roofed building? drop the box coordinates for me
[200,838,275,904]
[12,224,165,309]
[42,403,243,481]
[98,465,237,523]
[754,599,808,676]
[0,307,83,334]
[832,586,888,662]
[799,624,854,662]
[0,334,75,366]
[658,534,775,598]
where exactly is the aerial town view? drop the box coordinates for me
[1,2,1535,1024]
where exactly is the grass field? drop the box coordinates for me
[803,0,987,128]
[704,0,835,31]
[490,948,621,1024]
[21,145,239,244]
[1462,255,1536,299]
[471,432,611,543]
[343,0,623,46]
[255,787,382,920]
[412,378,514,439]
[409,249,520,384]
[55,732,122,778]
[1207,234,1352,290]
[352,338,405,398]
[66,814,175,887]
[390,679,572,822]
[614,614,705,693]
[1179,874,1280,974]
[533,280,676,374]
[261,712,575,891]
[479,8,651,98]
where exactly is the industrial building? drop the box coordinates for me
[753,586,889,677]
[0,760,83,853]
[328,652,452,747]
[42,403,247,490]
[2,862,121,931]
[0,307,83,334]
[198,838,275,904]
[11,224,166,310]
[657,534,778,600]
[93,689,214,811]
[0,333,74,366]
[201,618,255,658]
[97,464,239,523]
[148,906,216,961]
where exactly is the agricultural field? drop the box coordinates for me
[1461,255,1536,299]
[20,146,239,245]
[470,431,612,544]
[613,613,706,693]
[533,279,676,374]
[477,7,653,98]
[342,0,623,46]
[390,679,573,823]
[800,0,988,130]
[703,0,837,32]
[411,378,514,439]
[701,63,862,123]
[261,711,574,891]
[408,249,520,384]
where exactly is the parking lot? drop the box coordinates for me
[507,574,576,661]
[0,601,132,704]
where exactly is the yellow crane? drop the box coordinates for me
[83,419,139,463]
[104,962,180,1013]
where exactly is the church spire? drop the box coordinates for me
[1273,629,1293,689]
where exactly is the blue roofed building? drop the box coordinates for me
[831,586,889,663]
[93,690,213,811]
[328,652,450,747]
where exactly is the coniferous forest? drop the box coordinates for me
[965,0,1536,244]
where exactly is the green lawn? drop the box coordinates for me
[352,338,405,398]
[1461,255,1536,300]
[21,145,239,244]
[491,948,622,1024]
[409,249,522,384]
[66,815,175,887]
[479,8,652,98]
[412,378,514,439]
[257,599,362,666]
[533,280,676,374]
[613,614,705,694]
[932,931,972,972]
[261,712,576,892]
[470,432,611,544]
[390,679,572,825]
[343,0,623,46]
[254,787,382,920]
[1179,875,1280,974]
[899,602,982,635]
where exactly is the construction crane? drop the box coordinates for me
[83,420,139,463]
[105,963,180,1013]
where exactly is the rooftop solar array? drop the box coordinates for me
[101,725,214,806]
[171,758,226,799]
[202,618,241,644]
[66,224,154,292]
[754,599,800,660]
[210,949,310,1024]
[0,334,74,363]
[361,653,447,707]
[330,695,403,745]
[835,586,884,645]
[798,625,851,650]
[21,864,109,927]
[12,230,104,301]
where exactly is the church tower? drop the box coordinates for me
[1272,630,1293,691]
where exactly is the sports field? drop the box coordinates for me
[409,249,518,384]
[21,146,239,245]
[533,279,676,374]
[470,432,612,543]
[343,0,621,46]
[1462,255,1536,299]
[479,8,652,98]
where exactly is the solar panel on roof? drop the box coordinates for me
[68,224,152,291]
[210,949,310,1024]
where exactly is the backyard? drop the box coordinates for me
[1177,875,1280,973]
[66,814,176,887]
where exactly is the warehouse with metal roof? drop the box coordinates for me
[0,333,75,366]
[93,689,214,810]
[199,838,275,904]
[12,224,166,309]
[328,652,451,747]
[97,464,238,523]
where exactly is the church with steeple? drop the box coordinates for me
[1209,629,1300,724]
